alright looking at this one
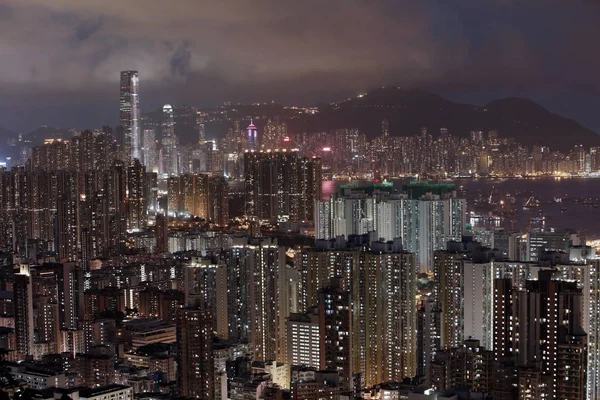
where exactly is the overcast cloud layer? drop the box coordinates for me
[0,0,599,132]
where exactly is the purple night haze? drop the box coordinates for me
[0,1,598,133]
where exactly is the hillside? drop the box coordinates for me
[288,87,598,150]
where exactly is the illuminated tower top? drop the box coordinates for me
[247,119,257,136]
[247,119,258,150]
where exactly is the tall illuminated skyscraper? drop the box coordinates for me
[161,104,178,176]
[119,70,140,161]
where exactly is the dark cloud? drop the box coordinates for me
[169,42,192,77]
[73,17,104,43]
[0,0,598,132]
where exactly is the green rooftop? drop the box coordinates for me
[403,181,456,199]
[340,181,394,196]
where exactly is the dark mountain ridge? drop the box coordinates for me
[2,87,597,152]
[289,87,598,150]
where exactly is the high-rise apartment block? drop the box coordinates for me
[515,272,587,399]
[318,277,353,390]
[296,238,416,388]
[287,311,321,371]
[166,173,228,225]
[125,159,147,232]
[176,308,214,399]
[246,238,289,363]
[315,181,466,272]
[244,150,322,222]
[14,265,34,360]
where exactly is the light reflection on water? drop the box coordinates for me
[321,180,339,201]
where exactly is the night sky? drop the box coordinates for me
[0,0,598,133]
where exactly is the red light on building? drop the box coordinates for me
[374,169,381,183]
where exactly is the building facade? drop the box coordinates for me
[119,71,140,161]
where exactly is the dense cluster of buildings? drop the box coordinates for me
[197,120,600,180]
[314,181,466,272]
[2,221,600,399]
[7,76,600,182]
[309,126,600,179]
[1,71,599,400]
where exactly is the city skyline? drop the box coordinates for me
[3,117,600,398]
[119,70,141,162]
[1,2,599,399]
[0,1,599,132]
